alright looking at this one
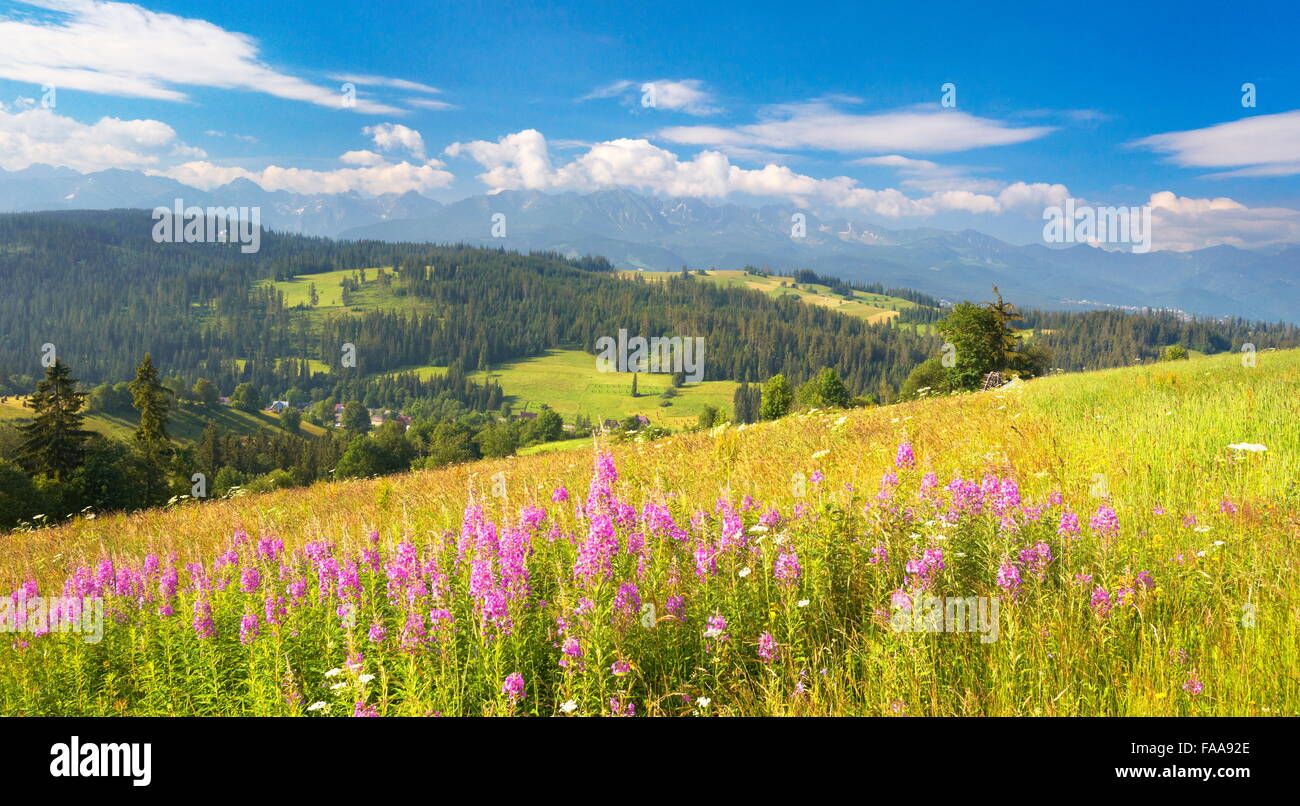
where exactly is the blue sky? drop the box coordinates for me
[1,0,1298,248]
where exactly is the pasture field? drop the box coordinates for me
[0,397,325,443]
[468,349,738,429]
[0,348,1296,716]
[624,269,917,324]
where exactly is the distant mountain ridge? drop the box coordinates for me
[2,166,1297,321]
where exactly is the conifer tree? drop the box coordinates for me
[19,360,92,481]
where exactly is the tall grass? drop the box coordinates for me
[1,349,1296,716]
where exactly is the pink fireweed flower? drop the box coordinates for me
[551,486,568,503]
[1090,587,1112,616]
[257,536,284,563]
[519,505,546,532]
[574,513,618,585]
[1048,490,1064,506]
[996,562,1023,597]
[613,582,641,622]
[240,565,261,594]
[810,470,824,484]
[1113,586,1137,608]
[353,701,378,717]
[368,621,387,644]
[693,541,718,579]
[895,442,916,468]
[1135,570,1155,590]
[611,659,631,677]
[264,593,286,625]
[904,548,944,590]
[759,507,781,529]
[1153,505,1166,515]
[1182,674,1203,696]
[1018,542,1053,580]
[891,589,913,611]
[1058,511,1080,538]
[758,632,777,663]
[1090,506,1120,540]
[501,672,525,701]
[704,613,729,643]
[774,551,802,584]
[478,587,513,637]
[665,595,686,622]
[1219,498,1238,515]
[192,598,215,639]
[869,542,888,565]
[399,610,427,652]
[560,637,583,669]
[239,611,260,644]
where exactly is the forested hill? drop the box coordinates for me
[2,210,1297,403]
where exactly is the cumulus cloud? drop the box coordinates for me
[0,0,401,113]
[153,158,453,196]
[444,128,1070,218]
[364,123,426,160]
[1146,191,1300,250]
[0,103,453,195]
[339,149,385,166]
[0,104,205,171]
[582,79,720,115]
[659,100,1054,154]
[1133,110,1300,178]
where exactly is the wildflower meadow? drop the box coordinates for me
[1,349,1296,716]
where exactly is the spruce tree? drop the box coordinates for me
[19,360,92,481]
[128,353,172,450]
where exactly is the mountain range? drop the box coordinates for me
[2,165,1297,321]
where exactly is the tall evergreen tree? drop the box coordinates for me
[19,360,92,480]
[128,353,172,450]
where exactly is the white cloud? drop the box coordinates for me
[444,128,1066,218]
[0,0,400,113]
[659,100,1054,154]
[404,97,458,111]
[1146,191,1300,250]
[339,149,385,166]
[852,154,1003,193]
[582,79,720,115]
[0,103,453,196]
[364,123,426,160]
[0,104,205,171]
[1133,110,1300,178]
[154,158,453,196]
[329,73,443,95]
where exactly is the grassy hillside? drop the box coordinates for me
[624,269,918,324]
[1,348,1296,716]
[0,397,326,442]
[469,348,737,428]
